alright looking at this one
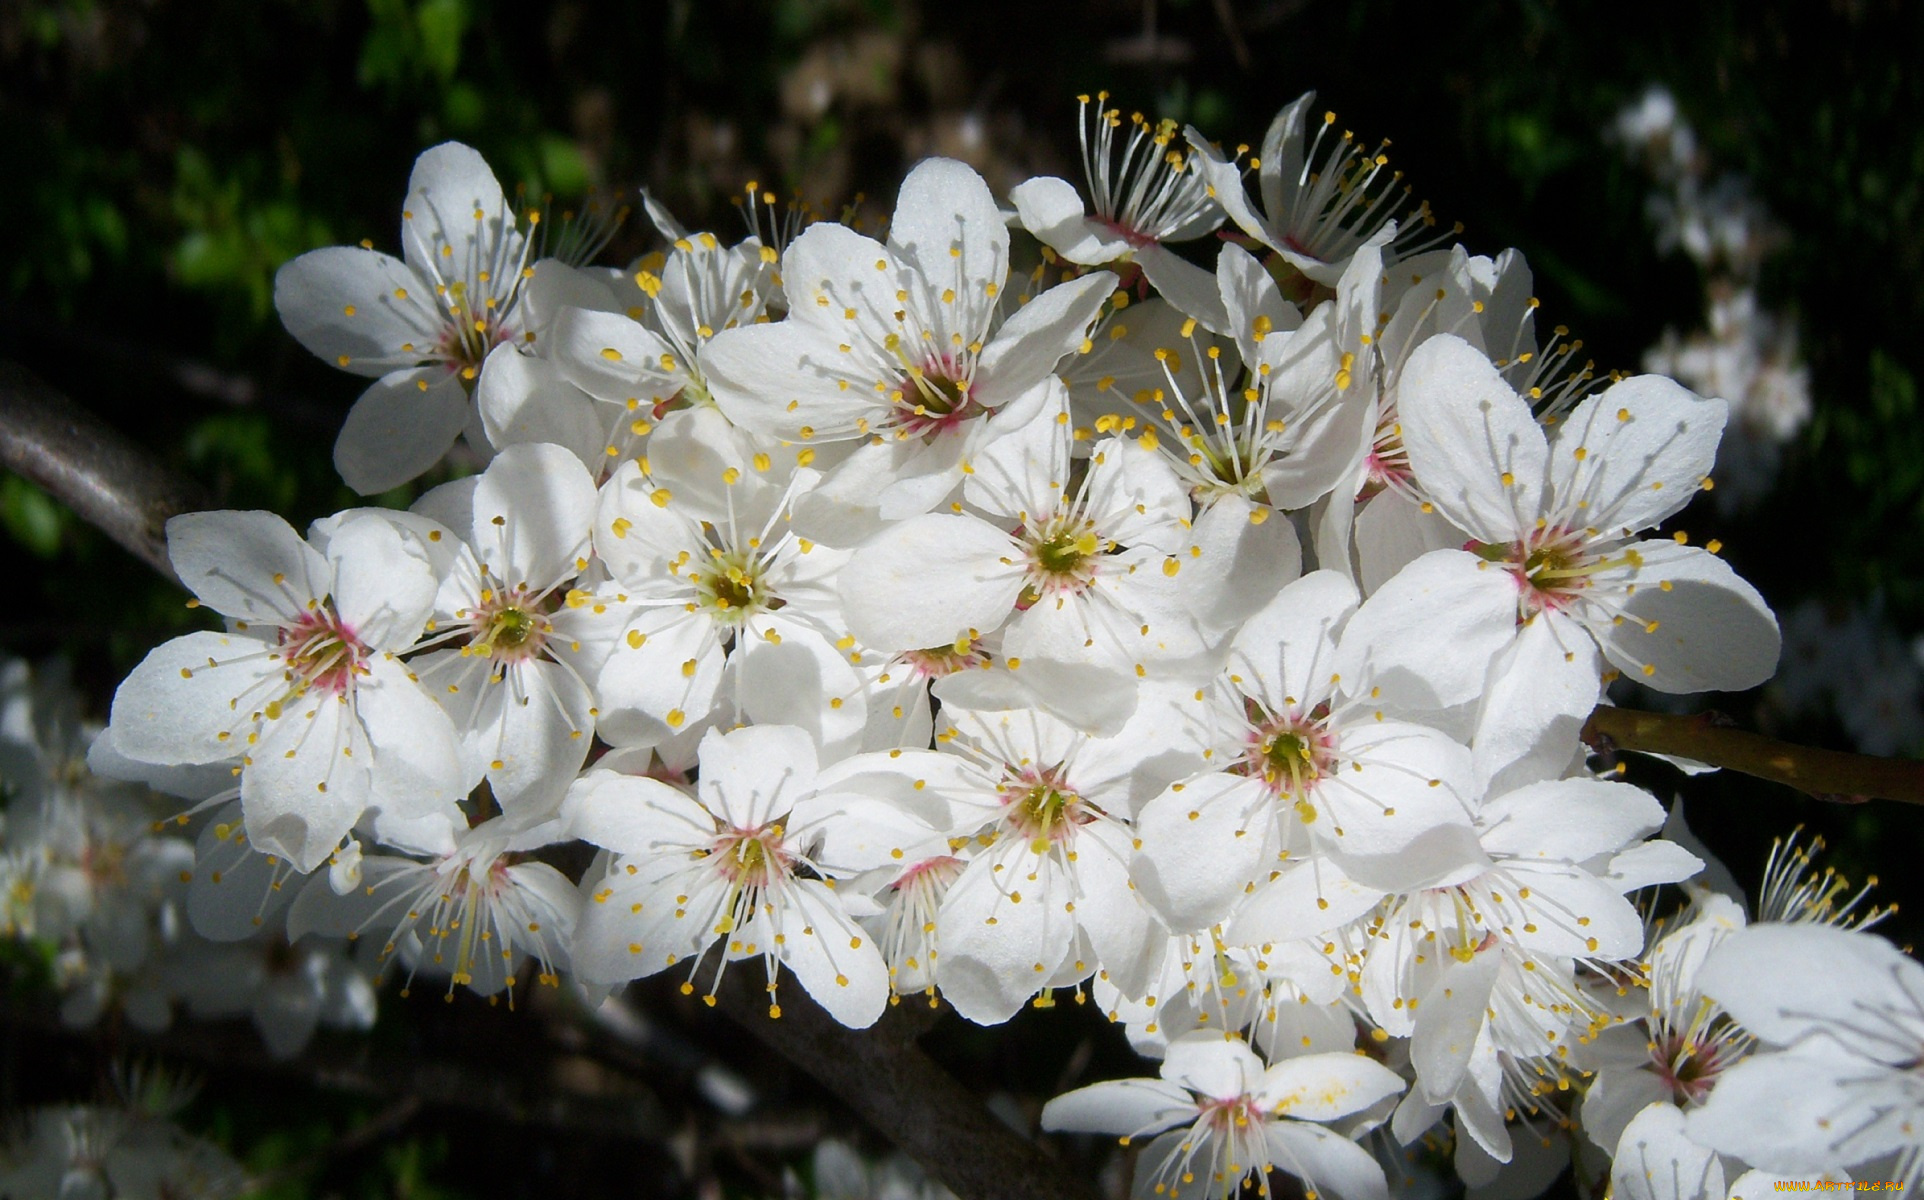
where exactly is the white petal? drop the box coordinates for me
[1398,334,1547,543]
[1217,241,1298,356]
[1258,1052,1406,1121]
[1470,615,1602,793]
[1602,840,1704,893]
[1336,550,1519,711]
[840,514,1025,653]
[1227,858,1385,945]
[703,317,872,441]
[547,307,679,404]
[1477,778,1664,865]
[167,509,326,622]
[732,622,869,763]
[1041,1078,1197,1137]
[1355,488,1465,596]
[109,631,274,764]
[1603,541,1780,694]
[1179,495,1303,637]
[935,844,1075,1024]
[358,657,469,831]
[1136,242,1228,335]
[1163,1033,1267,1098]
[479,660,594,814]
[596,610,724,739]
[1578,1064,1670,1156]
[1265,1121,1392,1200]
[273,246,433,377]
[1697,923,1924,1060]
[242,691,371,872]
[563,769,712,856]
[1550,376,1724,534]
[476,343,605,468]
[1611,1102,1725,1200]
[975,273,1117,407]
[1408,952,1499,1101]
[1231,569,1357,711]
[777,880,890,1028]
[1132,773,1272,933]
[399,142,514,280]
[961,377,1070,521]
[1010,175,1131,264]
[696,724,820,830]
[1319,721,1478,885]
[324,513,438,649]
[886,158,1007,301]
[333,367,471,495]
[470,442,597,590]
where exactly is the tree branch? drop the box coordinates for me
[1582,706,1924,805]
[0,359,208,585]
[715,974,1099,1200]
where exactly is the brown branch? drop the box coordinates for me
[716,974,1098,1200]
[1582,706,1924,805]
[0,359,208,585]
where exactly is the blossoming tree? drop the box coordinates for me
[2,86,1920,1200]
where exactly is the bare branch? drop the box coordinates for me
[0,359,208,585]
[1583,706,1924,805]
[716,974,1099,1200]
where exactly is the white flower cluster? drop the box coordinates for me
[85,92,1918,1200]
[1611,85,1812,510]
[0,656,375,1058]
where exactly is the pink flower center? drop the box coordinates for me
[891,357,984,436]
[279,607,368,695]
[999,767,1092,851]
[709,825,792,889]
[1241,703,1337,812]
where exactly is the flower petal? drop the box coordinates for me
[333,367,471,495]
[1398,334,1547,543]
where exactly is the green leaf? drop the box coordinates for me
[0,473,69,558]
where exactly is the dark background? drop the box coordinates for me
[1,1,1920,1194]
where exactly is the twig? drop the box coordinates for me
[0,360,208,584]
[1582,706,1924,805]
[715,974,1099,1200]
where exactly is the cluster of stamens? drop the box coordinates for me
[1017,516,1105,607]
[277,606,368,696]
[1241,703,1337,814]
[999,767,1091,853]
[1077,92,1216,245]
[463,585,553,666]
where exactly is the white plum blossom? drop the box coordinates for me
[841,378,1290,701]
[1688,923,1924,1189]
[107,511,466,873]
[1187,93,1430,287]
[1131,569,1476,933]
[1011,94,1226,329]
[592,407,864,747]
[923,693,1210,1023]
[565,725,913,1027]
[275,142,534,493]
[1378,332,1780,697]
[409,443,624,814]
[702,157,1116,536]
[1042,1031,1404,1200]
[286,812,579,1003]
